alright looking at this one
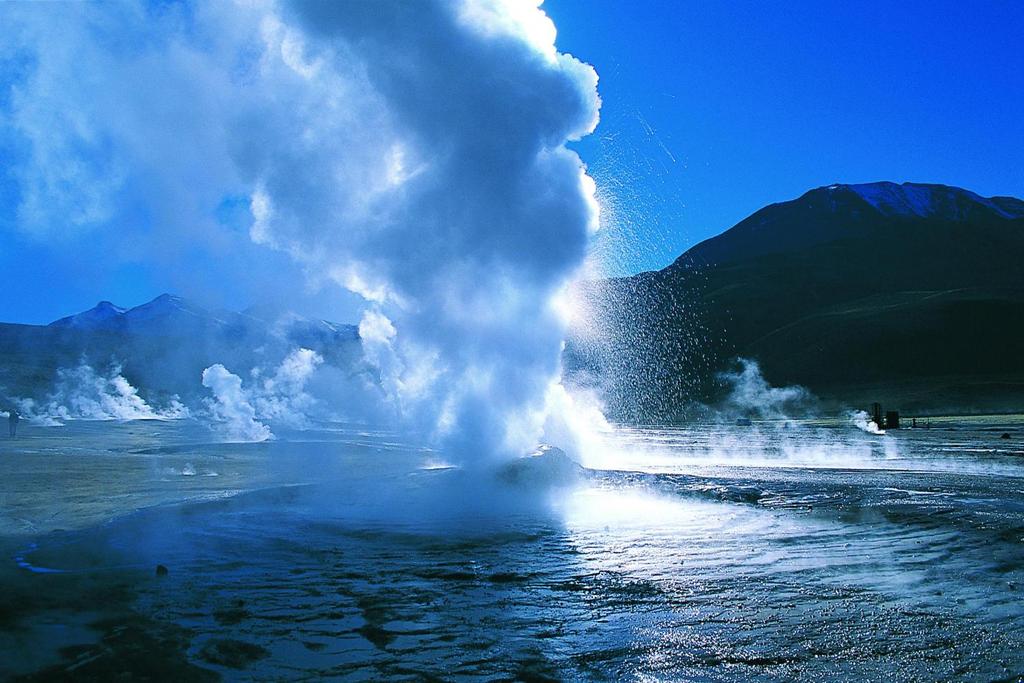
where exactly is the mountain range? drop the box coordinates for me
[0,295,360,405]
[3,181,1021,420]
[570,181,1024,419]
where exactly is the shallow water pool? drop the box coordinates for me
[1,418,1023,680]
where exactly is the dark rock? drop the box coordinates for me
[155,564,169,576]
[498,445,582,487]
[1001,433,1011,439]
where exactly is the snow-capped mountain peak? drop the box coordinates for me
[826,181,1024,220]
[46,294,358,344]
[122,293,211,325]
[49,300,127,329]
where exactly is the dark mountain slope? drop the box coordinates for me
[573,182,1024,419]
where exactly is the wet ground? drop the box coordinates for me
[1,417,1023,680]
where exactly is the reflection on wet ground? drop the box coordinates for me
[1,419,1023,680]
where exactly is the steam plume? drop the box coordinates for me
[200,347,325,441]
[202,364,273,443]
[15,362,188,423]
[850,410,886,435]
[2,1,602,463]
[250,347,323,428]
[719,358,812,420]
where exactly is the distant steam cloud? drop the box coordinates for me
[2,400,63,427]
[21,362,188,423]
[250,347,323,428]
[202,364,273,443]
[850,410,886,435]
[201,347,324,441]
[1,1,602,463]
[718,358,813,420]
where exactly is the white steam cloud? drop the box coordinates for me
[202,364,273,443]
[850,410,886,435]
[250,347,323,428]
[254,1,602,464]
[0,1,602,464]
[18,362,188,423]
[201,347,324,441]
[718,358,813,420]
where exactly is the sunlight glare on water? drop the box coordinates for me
[2,418,1024,680]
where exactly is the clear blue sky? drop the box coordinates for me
[1,0,1022,323]
[547,0,1024,275]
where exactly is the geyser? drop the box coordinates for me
[2,0,603,463]
[259,0,603,464]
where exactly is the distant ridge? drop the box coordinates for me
[49,300,127,329]
[50,294,245,332]
[2,294,360,403]
[665,181,1024,272]
[48,293,357,340]
[572,181,1024,419]
[838,181,1024,220]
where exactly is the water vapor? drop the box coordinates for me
[16,362,188,423]
[257,1,602,464]
[202,364,273,443]
[250,347,323,428]
[850,409,886,435]
[718,358,813,420]
[1,1,602,464]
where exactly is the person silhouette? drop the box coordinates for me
[8,409,19,438]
